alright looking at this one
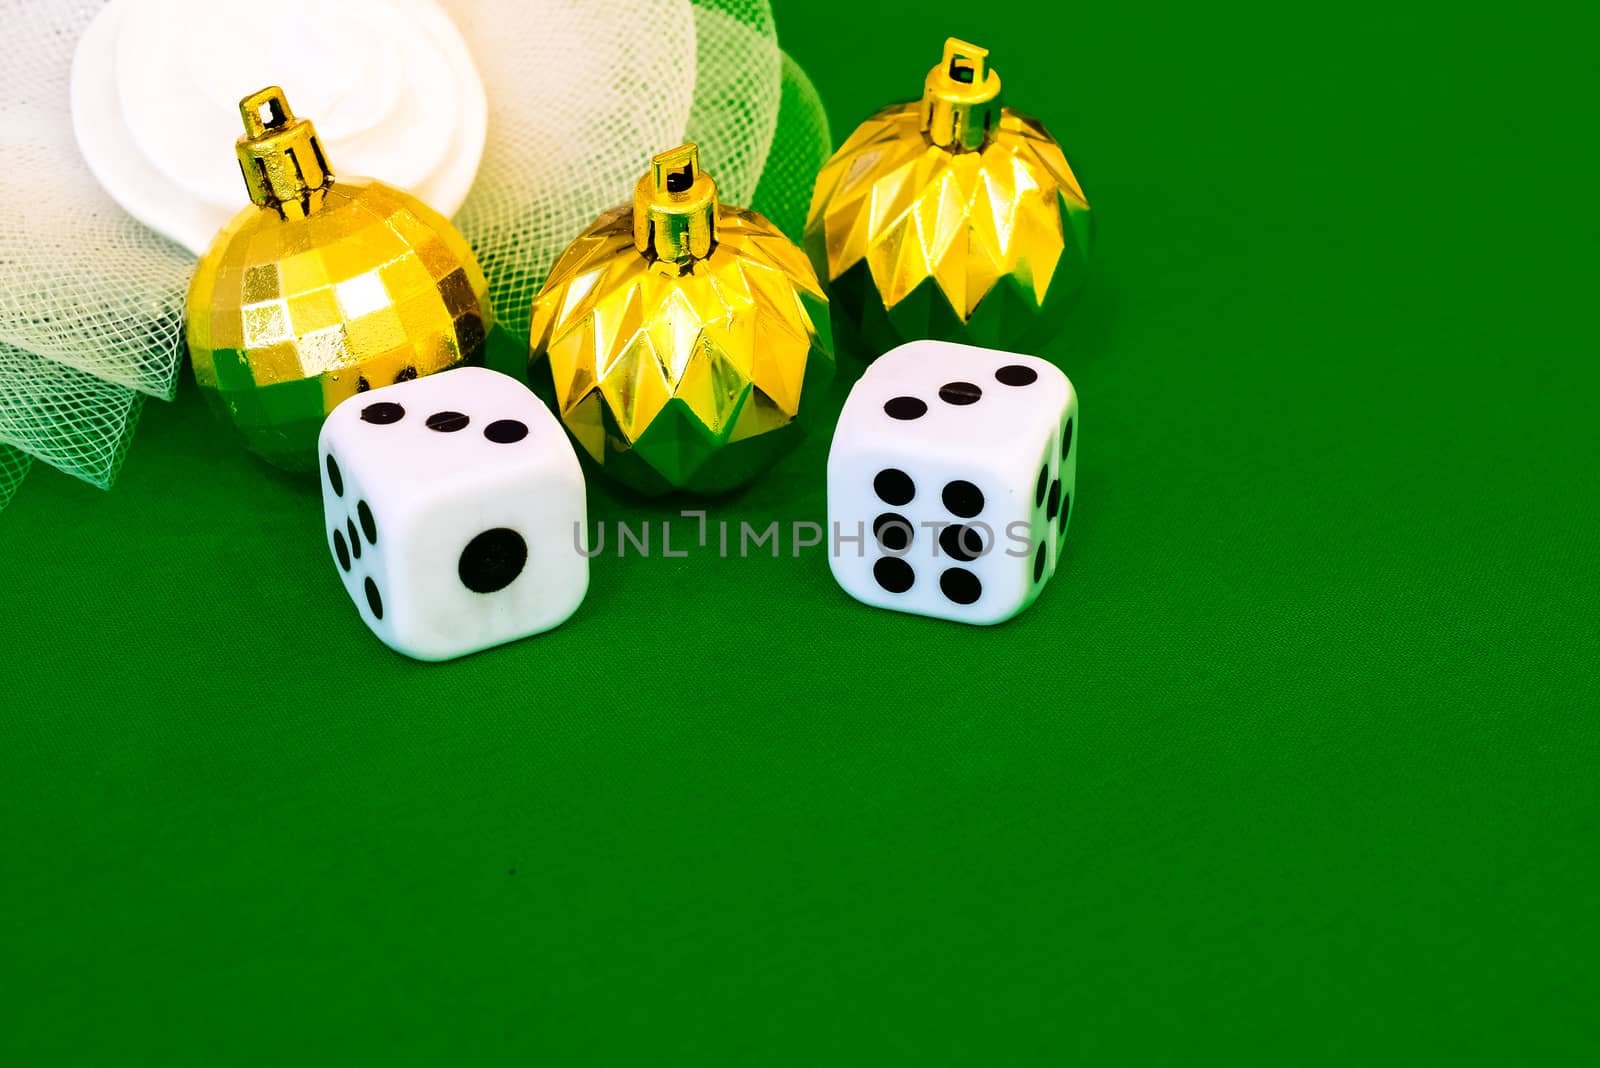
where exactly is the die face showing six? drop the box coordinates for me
[317,366,589,661]
[827,340,1077,626]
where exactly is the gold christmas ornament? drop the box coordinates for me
[187,87,492,471]
[529,144,834,496]
[805,38,1092,353]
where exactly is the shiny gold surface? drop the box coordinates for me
[633,143,719,266]
[805,38,1091,346]
[188,88,492,471]
[235,86,332,215]
[921,38,1001,152]
[530,144,833,495]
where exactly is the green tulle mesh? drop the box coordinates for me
[750,52,833,243]
[0,442,30,511]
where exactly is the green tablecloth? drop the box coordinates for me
[3,0,1595,1061]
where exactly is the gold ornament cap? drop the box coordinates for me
[633,143,719,266]
[921,38,1002,152]
[235,86,333,217]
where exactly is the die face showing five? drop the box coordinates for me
[317,366,589,661]
[827,340,1078,626]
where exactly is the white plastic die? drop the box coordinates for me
[827,340,1078,625]
[317,366,588,660]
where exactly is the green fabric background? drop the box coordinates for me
[3,0,1596,1062]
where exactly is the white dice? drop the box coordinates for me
[827,340,1078,625]
[317,367,589,661]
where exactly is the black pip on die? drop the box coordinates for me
[318,367,589,660]
[827,341,1078,625]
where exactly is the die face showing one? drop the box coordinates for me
[827,340,1077,626]
[391,464,587,661]
[317,366,589,661]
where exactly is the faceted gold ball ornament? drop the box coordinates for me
[805,38,1093,354]
[187,87,492,471]
[529,144,834,496]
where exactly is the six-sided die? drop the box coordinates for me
[827,340,1078,625]
[318,366,589,661]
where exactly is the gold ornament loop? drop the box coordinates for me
[235,86,333,218]
[921,38,1002,152]
[632,143,719,267]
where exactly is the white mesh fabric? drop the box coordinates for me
[0,1,190,400]
[0,0,182,492]
[680,0,780,209]
[0,341,143,490]
[448,0,800,342]
[446,0,701,339]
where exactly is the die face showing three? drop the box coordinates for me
[827,340,1077,626]
[317,367,588,661]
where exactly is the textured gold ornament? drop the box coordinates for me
[805,38,1092,352]
[187,87,492,470]
[529,144,834,495]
